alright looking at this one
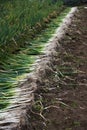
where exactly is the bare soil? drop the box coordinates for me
[16,6,87,130]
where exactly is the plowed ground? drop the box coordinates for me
[19,6,87,130]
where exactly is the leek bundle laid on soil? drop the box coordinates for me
[0,0,70,110]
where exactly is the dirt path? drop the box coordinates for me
[16,6,87,130]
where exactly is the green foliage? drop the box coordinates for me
[0,0,63,46]
[0,2,70,110]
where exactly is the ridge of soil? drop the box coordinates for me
[14,6,86,130]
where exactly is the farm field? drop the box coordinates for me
[0,0,70,110]
[0,0,87,130]
[21,6,87,130]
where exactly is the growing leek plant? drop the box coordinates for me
[0,0,63,50]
